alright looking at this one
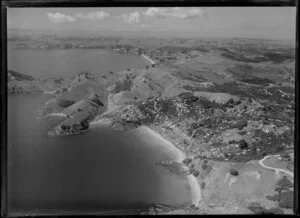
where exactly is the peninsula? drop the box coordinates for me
[8,35,295,214]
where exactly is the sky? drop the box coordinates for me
[7,7,296,39]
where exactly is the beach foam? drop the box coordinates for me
[142,54,155,65]
[90,119,112,126]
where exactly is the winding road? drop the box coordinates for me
[258,155,294,177]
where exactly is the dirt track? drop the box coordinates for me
[258,155,294,177]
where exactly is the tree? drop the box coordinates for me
[233,120,248,130]
[230,169,239,176]
[278,191,293,209]
[58,99,76,108]
[239,140,248,149]
[280,152,291,159]
[276,176,293,192]
[200,182,206,190]
[192,170,200,177]
[183,158,192,165]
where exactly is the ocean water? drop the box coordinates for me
[8,94,191,215]
[7,42,149,78]
[7,44,191,215]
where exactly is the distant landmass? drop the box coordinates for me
[7,28,296,44]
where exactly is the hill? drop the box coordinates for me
[8,36,295,213]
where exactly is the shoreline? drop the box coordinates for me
[43,90,55,94]
[90,121,202,207]
[90,118,112,126]
[45,113,67,118]
[142,54,156,65]
[139,126,201,207]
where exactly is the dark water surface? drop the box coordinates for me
[8,42,149,78]
[8,94,191,215]
[7,43,191,215]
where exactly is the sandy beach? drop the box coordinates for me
[90,118,112,126]
[142,54,156,65]
[45,113,67,117]
[140,126,201,207]
[43,90,55,94]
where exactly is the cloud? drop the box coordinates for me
[47,11,110,23]
[143,7,205,19]
[74,11,110,20]
[119,11,140,24]
[47,12,76,23]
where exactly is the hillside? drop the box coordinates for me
[91,38,294,214]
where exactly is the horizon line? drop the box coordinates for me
[7,27,296,41]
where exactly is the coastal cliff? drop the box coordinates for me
[48,92,106,136]
[43,72,108,136]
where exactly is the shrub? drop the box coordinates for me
[275,176,293,192]
[248,202,267,214]
[183,158,192,165]
[239,131,247,135]
[247,203,284,214]
[58,99,76,108]
[277,176,293,188]
[198,98,213,109]
[183,95,199,105]
[266,191,293,209]
[114,77,133,93]
[192,170,199,177]
[266,195,275,201]
[267,208,284,214]
[263,52,294,63]
[239,140,248,149]
[280,152,291,159]
[278,191,293,209]
[241,77,272,86]
[233,120,248,130]
[80,119,89,129]
[230,169,239,176]
[200,182,206,190]
[201,163,207,170]
[91,98,104,107]
[204,165,212,175]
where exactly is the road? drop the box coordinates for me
[258,155,294,177]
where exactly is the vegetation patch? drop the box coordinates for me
[248,202,284,214]
[113,75,133,93]
[57,99,76,108]
[266,191,293,209]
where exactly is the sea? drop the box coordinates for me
[7,42,148,78]
[7,42,191,215]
